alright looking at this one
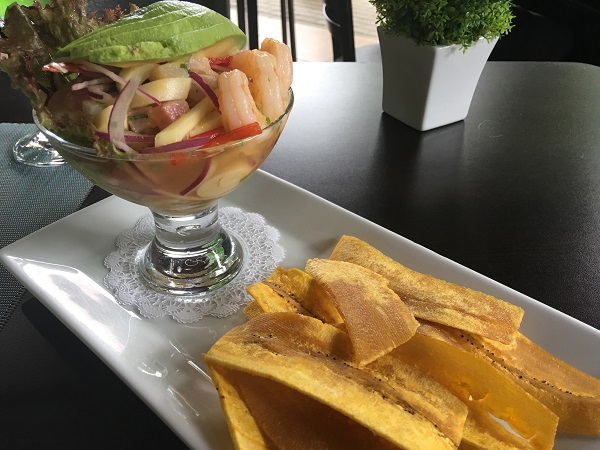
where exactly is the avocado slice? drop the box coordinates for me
[57,1,246,66]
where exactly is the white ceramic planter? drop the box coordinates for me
[377,28,498,131]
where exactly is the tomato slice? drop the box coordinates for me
[190,127,225,140]
[203,122,262,148]
[208,56,233,67]
[167,123,261,164]
[169,152,186,166]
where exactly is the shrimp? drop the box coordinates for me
[217,69,265,131]
[229,49,287,124]
[260,38,293,93]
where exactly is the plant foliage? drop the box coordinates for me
[371,0,514,49]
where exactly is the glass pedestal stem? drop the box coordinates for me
[139,203,243,295]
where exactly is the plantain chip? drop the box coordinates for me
[204,312,457,450]
[436,327,600,435]
[242,300,265,319]
[329,235,524,344]
[460,405,536,450]
[246,280,310,315]
[206,364,269,449]
[210,364,401,450]
[365,354,468,446]
[246,267,344,326]
[204,237,599,449]
[390,327,558,450]
[305,258,419,366]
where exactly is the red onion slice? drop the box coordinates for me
[136,88,161,106]
[189,71,219,109]
[75,60,127,84]
[95,131,154,143]
[71,76,113,91]
[108,78,141,154]
[126,161,154,183]
[86,85,115,104]
[86,88,104,100]
[180,160,212,196]
[74,60,160,105]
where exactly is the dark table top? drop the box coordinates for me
[1,61,600,448]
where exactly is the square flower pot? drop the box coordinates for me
[378,28,498,131]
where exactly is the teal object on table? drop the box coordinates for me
[0,123,93,330]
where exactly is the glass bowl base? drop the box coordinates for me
[138,230,243,296]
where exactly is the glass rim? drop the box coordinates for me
[34,88,294,161]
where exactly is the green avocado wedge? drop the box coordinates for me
[56,1,246,66]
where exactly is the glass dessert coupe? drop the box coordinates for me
[13,128,66,167]
[34,91,293,296]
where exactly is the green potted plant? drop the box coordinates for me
[371,0,514,131]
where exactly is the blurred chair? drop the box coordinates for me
[323,0,355,61]
[237,0,297,59]
[491,0,600,66]
[322,0,379,62]
[279,0,297,60]
[490,4,574,63]
[235,0,259,50]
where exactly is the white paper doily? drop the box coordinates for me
[104,207,285,322]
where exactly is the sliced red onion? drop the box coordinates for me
[137,135,214,154]
[180,160,212,196]
[108,78,141,154]
[75,60,127,84]
[86,85,115,104]
[86,88,104,100]
[126,161,156,186]
[74,60,160,105]
[95,131,154,143]
[71,76,112,91]
[139,90,161,106]
[189,71,219,109]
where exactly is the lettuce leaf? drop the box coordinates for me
[0,0,130,130]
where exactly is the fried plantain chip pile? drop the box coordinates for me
[204,236,600,449]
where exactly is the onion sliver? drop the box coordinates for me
[108,78,141,154]
[137,89,161,106]
[75,60,160,105]
[76,60,127,85]
[72,76,113,91]
[95,131,154,143]
[180,160,212,196]
[87,86,115,104]
[86,88,104,100]
[138,135,214,154]
[189,71,219,109]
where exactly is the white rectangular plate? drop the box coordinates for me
[1,170,599,449]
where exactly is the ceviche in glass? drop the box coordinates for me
[1,0,293,295]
